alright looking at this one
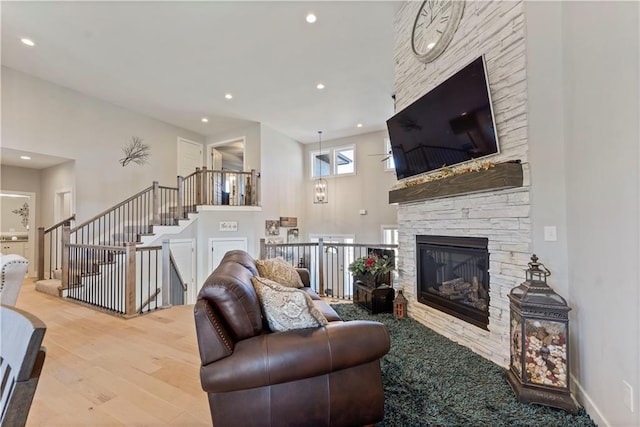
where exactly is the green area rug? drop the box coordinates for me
[331,304,596,427]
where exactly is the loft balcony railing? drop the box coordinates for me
[260,238,398,300]
[182,167,259,214]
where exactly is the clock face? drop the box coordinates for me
[411,0,465,63]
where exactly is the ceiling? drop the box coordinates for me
[1,1,399,160]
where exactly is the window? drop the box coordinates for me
[384,138,396,172]
[334,146,355,175]
[311,150,331,178]
[310,145,356,178]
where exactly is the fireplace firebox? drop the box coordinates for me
[416,235,490,330]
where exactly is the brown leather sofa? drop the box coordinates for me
[194,250,391,427]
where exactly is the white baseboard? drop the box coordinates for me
[572,373,610,427]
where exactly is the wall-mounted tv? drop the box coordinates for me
[387,56,500,180]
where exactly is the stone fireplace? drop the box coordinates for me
[416,235,489,330]
[392,1,531,367]
[396,186,532,367]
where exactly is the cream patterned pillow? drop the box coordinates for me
[255,257,303,288]
[251,276,328,332]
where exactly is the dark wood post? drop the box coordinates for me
[152,181,160,226]
[60,226,70,294]
[176,176,184,219]
[201,166,209,205]
[250,169,258,206]
[37,227,45,280]
[259,238,266,259]
[195,167,202,206]
[318,238,325,297]
[124,242,137,317]
[161,239,171,307]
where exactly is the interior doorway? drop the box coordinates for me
[207,137,245,172]
[55,189,73,223]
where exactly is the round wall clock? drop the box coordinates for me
[411,0,465,63]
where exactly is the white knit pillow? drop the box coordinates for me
[251,276,327,332]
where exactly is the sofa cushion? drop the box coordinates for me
[251,277,328,332]
[255,257,303,288]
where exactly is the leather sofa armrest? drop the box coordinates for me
[200,320,390,393]
[194,300,235,365]
[295,268,311,287]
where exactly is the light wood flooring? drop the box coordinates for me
[13,278,212,426]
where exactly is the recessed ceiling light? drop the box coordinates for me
[201,117,209,123]
[357,123,363,128]
[427,42,436,50]
[306,13,317,24]
[20,156,31,160]
[21,38,35,47]
[316,83,325,90]
[225,93,233,100]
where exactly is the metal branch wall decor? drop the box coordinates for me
[12,203,29,228]
[119,136,150,167]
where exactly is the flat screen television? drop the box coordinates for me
[387,56,500,180]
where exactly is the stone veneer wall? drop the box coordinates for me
[393,0,531,367]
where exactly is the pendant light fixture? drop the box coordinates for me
[313,131,328,204]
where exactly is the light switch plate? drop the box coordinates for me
[544,226,557,241]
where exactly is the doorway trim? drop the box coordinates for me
[208,237,248,272]
[206,136,246,171]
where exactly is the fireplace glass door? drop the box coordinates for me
[417,235,489,329]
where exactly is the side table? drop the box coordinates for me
[354,282,395,314]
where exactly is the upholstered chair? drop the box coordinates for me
[0,254,29,306]
[0,304,47,426]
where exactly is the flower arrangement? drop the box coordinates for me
[348,252,394,276]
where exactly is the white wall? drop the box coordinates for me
[526,2,639,424]
[562,2,638,425]
[259,124,305,238]
[2,67,206,222]
[303,130,398,242]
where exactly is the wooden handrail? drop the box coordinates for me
[139,288,162,312]
[70,185,154,232]
[44,214,76,233]
[169,252,188,290]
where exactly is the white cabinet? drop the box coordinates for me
[1,241,28,257]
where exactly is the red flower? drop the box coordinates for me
[365,255,378,269]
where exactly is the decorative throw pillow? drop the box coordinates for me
[255,257,303,288]
[251,276,328,332]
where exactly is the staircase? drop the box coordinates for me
[36,167,260,317]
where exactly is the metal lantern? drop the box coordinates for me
[394,289,408,318]
[313,131,328,204]
[505,254,579,414]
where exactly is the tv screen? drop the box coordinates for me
[387,56,500,180]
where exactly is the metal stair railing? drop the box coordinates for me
[52,166,261,317]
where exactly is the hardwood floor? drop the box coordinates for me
[13,279,211,426]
